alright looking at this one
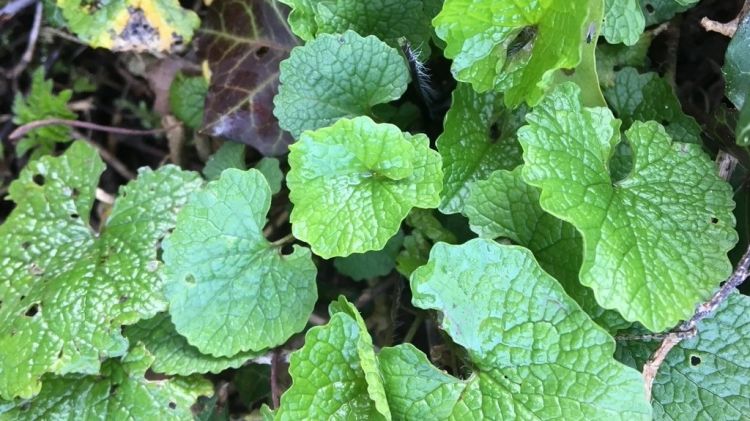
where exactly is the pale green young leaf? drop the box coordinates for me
[617,293,750,420]
[279,0,434,56]
[519,83,736,331]
[274,31,410,138]
[334,231,404,281]
[603,0,645,46]
[433,0,591,106]
[276,298,389,421]
[287,116,442,258]
[436,83,524,214]
[464,168,629,332]
[202,142,247,181]
[384,239,651,420]
[55,0,199,52]
[169,72,208,130]
[604,67,702,144]
[163,169,317,357]
[0,141,202,399]
[1,345,211,420]
[125,313,264,376]
[12,68,76,159]
[0,142,201,398]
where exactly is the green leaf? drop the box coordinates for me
[433,0,592,106]
[0,141,202,399]
[436,83,524,214]
[203,142,247,181]
[12,68,76,159]
[395,210,458,277]
[279,0,434,56]
[385,239,651,419]
[723,14,750,109]
[274,31,410,139]
[596,34,652,89]
[287,116,442,258]
[519,83,737,331]
[639,0,692,26]
[464,168,629,332]
[169,72,207,130]
[124,313,264,375]
[334,231,404,281]
[2,345,211,420]
[197,0,297,156]
[617,293,750,420]
[737,100,750,146]
[55,0,199,52]
[604,67,702,144]
[163,169,317,357]
[255,158,284,195]
[603,0,645,46]
[276,297,389,421]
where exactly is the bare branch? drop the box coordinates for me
[9,118,174,141]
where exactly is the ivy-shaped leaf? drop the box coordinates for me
[12,68,76,159]
[3,345,211,419]
[55,0,199,52]
[383,239,651,420]
[279,0,434,56]
[603,0,645,46]
[169,72,207,130]
[436,83,524,214]
[274,31,410,138]
[287,116,442,258]
[163,169,317,357]
[616,293,750,420]
[276,297,390,420]
[433,0,592,106]
[604,67,702,144]
[464,168,629,333]
[0,141,202,399]
[723,13,750,109]
[125,313,264,375]
[519,83,737,331]
[198,0,297,156]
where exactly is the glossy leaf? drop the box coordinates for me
[125,313,264,375]
[287,116,442,258]
[604,67,702,144]
[464,168,629,332]
[723,14,750,110]
[433,0,591,106]
[0,142,202,399]
[603,0,645,46]
[436,83,524,214]
[383,239,651,420]
[519,83,737,331]
[2,345,211,420]
[55,0,199,52]
[198,0,297,156]
[274,31,410,138]
[163,169,317,357]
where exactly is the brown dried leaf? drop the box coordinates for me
[198,0,298,156]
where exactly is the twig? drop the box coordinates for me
[9,118,174,141]
[700,0,750,38]
[0,0,36,21]
[270,349,282,409]
[8,1,42,78]
[642,244,750,401]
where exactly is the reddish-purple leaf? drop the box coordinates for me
[198,0,298,156]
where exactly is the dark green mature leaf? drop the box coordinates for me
[0,142,203,399]
[738,100,750,146]
[12,68,76,159]
[638,0,692,26]
[279,0,434,54]
[724,14,750,110]
[605,67,702,144]
[169,72,208,130]
[464,168,629,332]
[203,142,247,181]
[274,31,410,139]
[163,169,317,357]
[334,231,404,281]
[2,345,211,420]
[198,0,297,156]
[436,83,524,214]
[617,293,750,420]
[125,313,264,375]
[389,240,651,420]
[519,83,736,331]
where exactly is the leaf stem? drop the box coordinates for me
[269,233,295,248]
